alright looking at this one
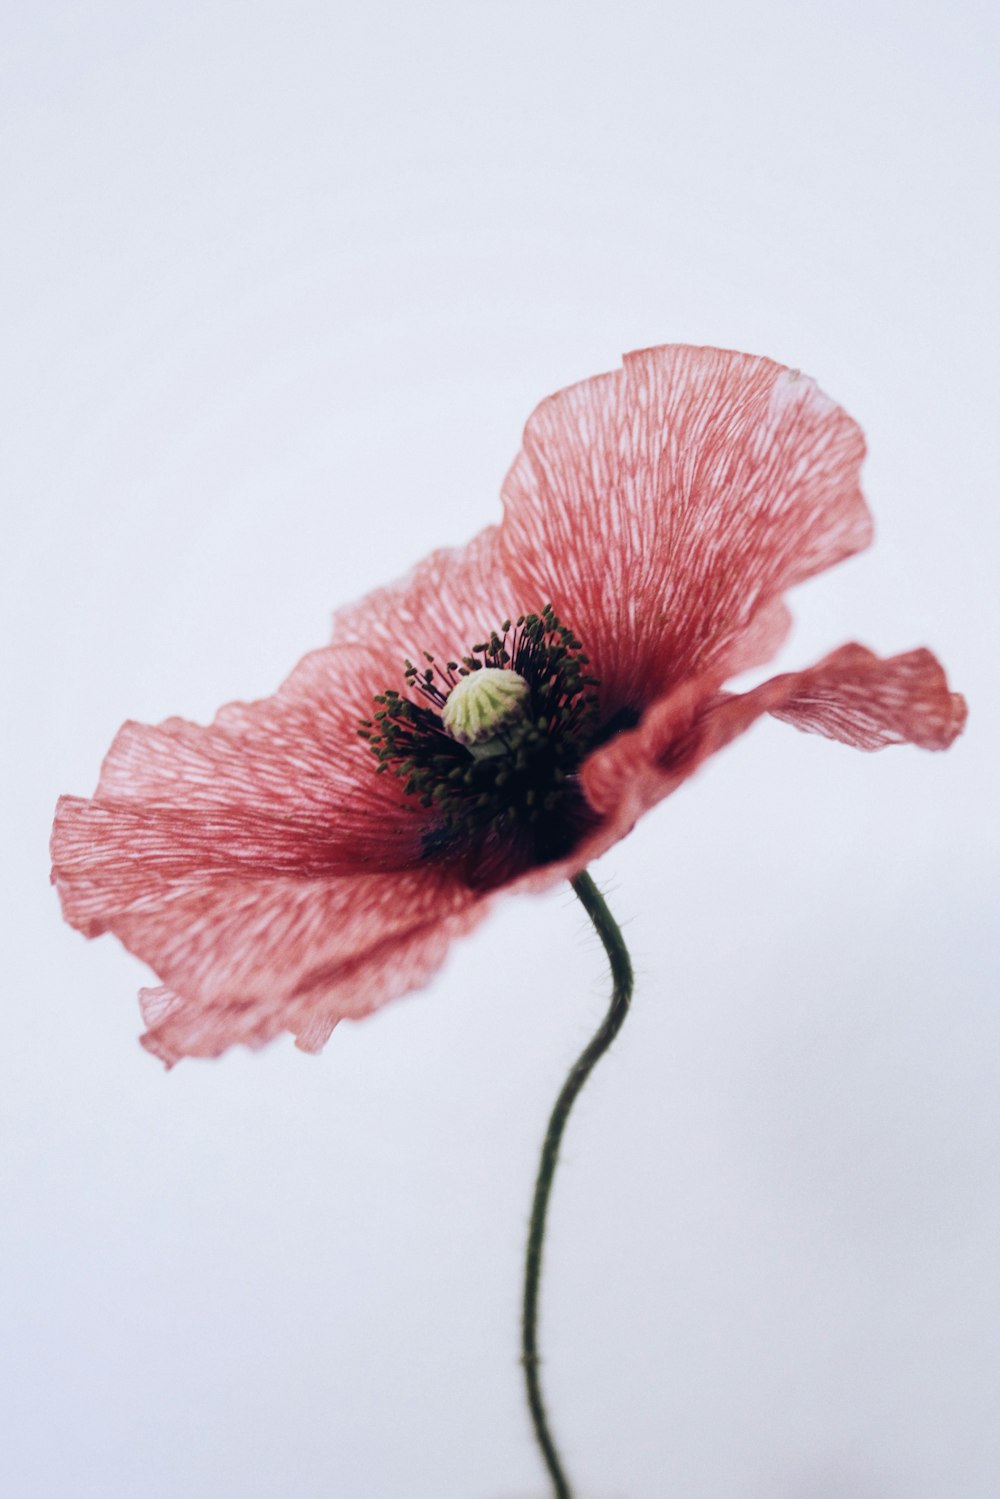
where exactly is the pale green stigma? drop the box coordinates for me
[441,667,530,757]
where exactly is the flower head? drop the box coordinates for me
[51,345,966,1064]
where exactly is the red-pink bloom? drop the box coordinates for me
[51,346,966,1065]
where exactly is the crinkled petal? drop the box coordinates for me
[132,877,489,1066]
[54,692,491,1061]
[761,644,968,750]
[579,644,966,833]
[50,533,537,1063]
[330,527,528,666]
[65,842,487,1064]
[67,531,533,909]
[90,642,424,871]
[499,345,870,713]
[52,796,386,934]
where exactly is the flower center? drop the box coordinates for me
[359,606,601,875]
[441,667,531,756]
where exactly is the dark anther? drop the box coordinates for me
[362,606,609,879]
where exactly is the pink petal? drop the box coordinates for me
[133,878,489,1065]
[53,794,451,1001]
[762,644,968,750]
[579,644,966,830]
[330,526,528,665]
[50,532,537,1061]
[499,346,870,714]
[90,641,425,872]
[99,859,485,1065]
[52,796,393,936]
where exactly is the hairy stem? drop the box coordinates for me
[521,870,635,1498]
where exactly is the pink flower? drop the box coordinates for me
[51,346,966,1065]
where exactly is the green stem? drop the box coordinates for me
[521,869,635,1499]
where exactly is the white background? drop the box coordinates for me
[3,3,998,1496]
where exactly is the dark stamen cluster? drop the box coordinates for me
[359,607,601,867]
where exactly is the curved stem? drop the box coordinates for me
[521,869,635,1499]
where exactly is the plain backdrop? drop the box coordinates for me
[3,3,998,1497]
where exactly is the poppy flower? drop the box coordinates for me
[51,344,966,1066]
